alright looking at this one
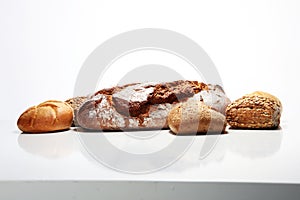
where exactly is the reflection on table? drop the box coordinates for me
[18,130,76,159]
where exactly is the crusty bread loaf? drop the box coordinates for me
[168,100,226,134]
[225,91,282,129]
[76,80,230,130]
[17,100,73,133]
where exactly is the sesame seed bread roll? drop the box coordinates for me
[225,91,282,129]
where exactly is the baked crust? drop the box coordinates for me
[225,91,282,129]
[17,100,73,133]
[168,100,226,134]
[65,96,88,112]
[65,96,88,126]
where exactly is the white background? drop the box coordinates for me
[0,0,299,122]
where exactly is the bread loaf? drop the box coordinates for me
[225,91,282,129]
[76,80,230,130]
[168,100,226,134]
[17,100,73,133]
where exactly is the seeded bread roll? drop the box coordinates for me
[65,96,88,112]
[225,91,282,129]
[65,96,87,126]
[168,100,226,134]
[17,100,73,133]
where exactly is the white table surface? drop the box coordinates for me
[1,119,300,200]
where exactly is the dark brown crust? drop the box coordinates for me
[93,80,208,118]
[93,83,139,96]
[75,100,101,130]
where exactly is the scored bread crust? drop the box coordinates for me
[77,80,230,130]
[225,91,282,129]
[17,100,73,133]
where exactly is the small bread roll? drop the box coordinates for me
[65,96,87,126]
[226,91,282,129]
[167,100,226,134]
[17,100,73,133]
[65,96,87,111]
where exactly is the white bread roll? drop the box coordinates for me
[168,100,226,134]
[17,100,73,133]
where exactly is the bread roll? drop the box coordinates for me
[65,96,87,112]
[65,96,87,126]
[225,91,282,129]
[167,100,226,134]
[17,100,73,133]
